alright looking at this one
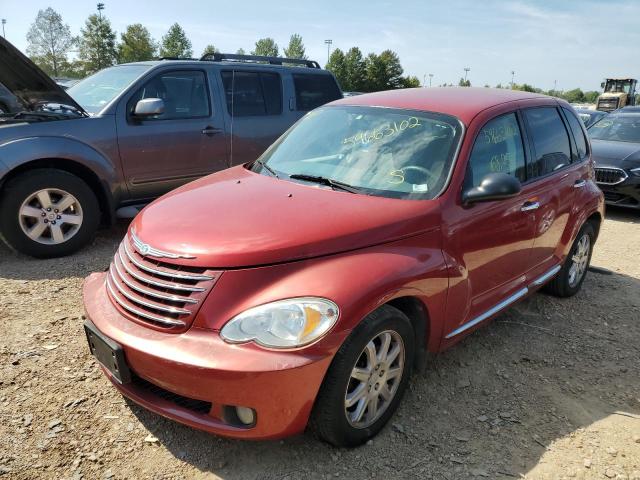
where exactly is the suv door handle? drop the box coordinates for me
[573,179,587,188]
[201,126,222,136]
[521,201,540,212]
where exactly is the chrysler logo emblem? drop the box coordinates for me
[130,230,196,259]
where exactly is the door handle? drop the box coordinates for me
[201,126,222,136]
[521,201,540,212]
[573,179,587,188]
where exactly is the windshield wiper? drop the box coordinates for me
[254,159,279,178]
[288,174,365,194]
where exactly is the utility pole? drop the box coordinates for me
[511,70,515,89]
[97,3,105,19]
[1,19,6,38]
[463,67,470,85]
[554,79,557,93]
[429,73,433,87]
[324,39,332,64]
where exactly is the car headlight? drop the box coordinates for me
[631,167,640,177]
[220,297,339,349]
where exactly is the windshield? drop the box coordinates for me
[67,65,151,114]
[589,115,640,143]
[254,106,463,200]
[605,80,633,94]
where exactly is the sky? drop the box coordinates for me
[0,0,638,91]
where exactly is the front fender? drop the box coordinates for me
[193,230,449,355]
[0,135,117,187]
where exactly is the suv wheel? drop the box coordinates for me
[311,305,414,447]
[544,222,595,297]
[0,169,100,258]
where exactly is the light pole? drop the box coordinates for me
[511,70,515,89]
[554,79,557,93]
[464,67,470,83]
[1,19,6,38]
[429,73,433,87]
[324,39,332,63]
[97,3,105,19]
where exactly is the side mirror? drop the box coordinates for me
[462,173,522,204]
[133,98,164,117]
[600,82,605,89]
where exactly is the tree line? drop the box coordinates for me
[25,8,313,78]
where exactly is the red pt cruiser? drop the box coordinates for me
[83,88,604,447]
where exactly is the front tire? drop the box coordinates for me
[0,169,100,258]
[311,305,415,447]
[544,222,595,297]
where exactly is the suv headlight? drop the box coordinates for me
[220,297,339,349]
[631,167,640,177]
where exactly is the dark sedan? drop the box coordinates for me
[575,108,607,127]
[588,112,640,209]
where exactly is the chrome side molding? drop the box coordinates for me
[445,287,528,339]
[530,264,562,287]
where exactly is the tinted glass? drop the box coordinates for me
[466,113,526,188]
[523,107,571,178]
[128,70,209,120]
[69,64,151,114]
[293,74,342,111]
[562,108,588,161]
[589,114,640,143]
[256,106,462,200]
[221,71,282,116]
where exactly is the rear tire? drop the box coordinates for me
[311,305,415,447]
[544,222,595,297]
[0,169,100,258]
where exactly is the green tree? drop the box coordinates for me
[379,50,404,89]
[513,83,540,93]
[26,7,75,77]
[236,48,246,55]
[78,14,117,74]
[458,78,471,87]
[160,23,192,58]
[118,24,157,63]
[283,33,306,59]
[326,48,347,89]
[584,91,600,103]
[201,44,219,57]
[252,38,278,57]
[364,50,404,91]
[344,47,367,92]
[562,88,585,103]
[401,75,421,88]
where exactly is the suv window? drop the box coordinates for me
[292,74,342,111]
[128,70,210,120]
[220,71,282,116]
[562,108,588,161]
[523,107,572,178]
[466,113,526,188]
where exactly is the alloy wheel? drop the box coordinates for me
[18,188,84,245]
[344,330,405,429]
[568,233,590,288]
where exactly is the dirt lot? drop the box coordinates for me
[1,208,639,480]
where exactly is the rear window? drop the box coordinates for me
[221,71,282,116]
[293,74,342,111]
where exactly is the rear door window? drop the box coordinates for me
[292,74,342,111]
[562,108,588,162]
[466,113,526,188]
[523,107,572,178]
[220,71,282,116]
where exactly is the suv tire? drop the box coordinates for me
[544,222,595,297]
[311,305,415,447]
[0,169,100,258]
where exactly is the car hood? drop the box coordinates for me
[591,139,640,168]
[0,36,86,114]
[130,166,439,268]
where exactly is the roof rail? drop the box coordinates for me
[156,56,197,61]
[200,52,321,69]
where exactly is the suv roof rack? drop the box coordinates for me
[200,52,321,69]
[157,56,197,61]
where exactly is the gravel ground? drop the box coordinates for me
[1,208,639,480]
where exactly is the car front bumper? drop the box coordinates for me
[83,272,334,440]
[598,176,640,209]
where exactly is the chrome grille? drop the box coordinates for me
[595,167,628,185]
[106,236,221,330]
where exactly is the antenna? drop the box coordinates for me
[229,70,235,167]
